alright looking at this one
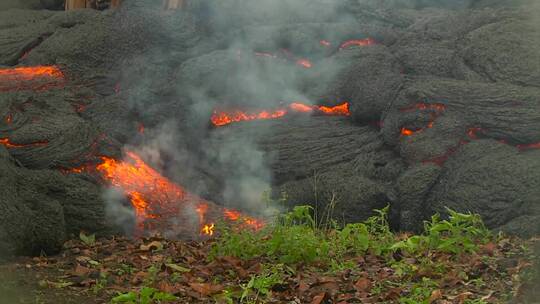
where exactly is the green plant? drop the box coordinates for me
[391,208,491,255]
[79,231,96,246]
[399,277,439,304]
[111,287,177,304]
[240,264,286,303]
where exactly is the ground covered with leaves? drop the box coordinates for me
[0,207,538,304]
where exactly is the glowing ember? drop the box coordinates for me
[0,137,48,148]
[339,38,376,50]
[138,123,145,134]
[0,66,64,92]
[93,151,264,235]
[211,102,350,127]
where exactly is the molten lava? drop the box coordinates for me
[211,102,350,127]
[211,109,288,127]
[0,137,48,148]
[400,103,446,137]
[0,66,64,92]
[93,151,264,235]
[339,38,377,50]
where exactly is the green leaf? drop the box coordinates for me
[111,291,137,303]
[79,231,96,246]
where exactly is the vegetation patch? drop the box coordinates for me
[0,206,537,303]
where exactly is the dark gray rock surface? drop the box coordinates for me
[1,0,539,257]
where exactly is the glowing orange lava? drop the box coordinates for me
[211,102,350,127]
[0,66,64,92]
[94,151,264,235]
[254,51,312,69]
[400,103,446,137]
[339,38,376,50]
[0,137,48,148]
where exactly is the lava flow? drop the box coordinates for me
[400,103,447,137]
[211,102,350,127]
[94,151,264,235]
[339,38,377,50]
[0,66,64,92]
[0,137,48,148]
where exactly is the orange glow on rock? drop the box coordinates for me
[318,102,351,116]
[211,109,288,127]
[320,40,331,47]
[5,113,12,124]
[93,151,264,235]
[0,137,48,148]
[339,38,376,50]
[296,59,313,68]
[211,102,350,127]
[400,103,446,137]
[0,66,64,92]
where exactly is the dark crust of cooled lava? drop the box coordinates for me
[0,0,539,258]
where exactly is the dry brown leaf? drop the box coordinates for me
[188,282,223,296]
[140,241,163,251]
[73,264,91,276]
[298,281,310,293]
[428,289,442,303]
[354,277,372,293]
[311,292,327,304]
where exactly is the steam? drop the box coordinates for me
[103,0,539,235]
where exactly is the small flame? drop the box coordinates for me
[138,123,145,134]
[201,223,215,236]
[211,102,350,127]
[339,38,377,50]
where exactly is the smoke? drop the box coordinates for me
[100,0,355,233]
[103,0,538,235]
